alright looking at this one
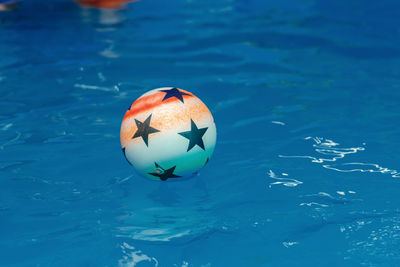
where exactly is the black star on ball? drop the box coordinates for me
[179,119,208,152]
[160,88,190,103]
[148,162,181,181]
[132,114,160,146]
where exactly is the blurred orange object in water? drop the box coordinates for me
[75,0,137,9]
[0,0,20,11]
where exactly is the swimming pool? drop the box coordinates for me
[1,0,400,266]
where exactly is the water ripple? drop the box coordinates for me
[268,170,303,187]
[280,137,399,178]
[282,241,299,248]
[119,242,158,267]
[279,136,364,163]
[299,202,329,208]
[0,131,22,150]
[343,213,400,264]
[74,83,119,92]
[324,162,400,178]
[301,191,353,205]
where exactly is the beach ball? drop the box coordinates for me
[120,87,217,181]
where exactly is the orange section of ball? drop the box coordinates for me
[120,89,212,149]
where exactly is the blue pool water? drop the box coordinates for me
[1,0,400,266]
